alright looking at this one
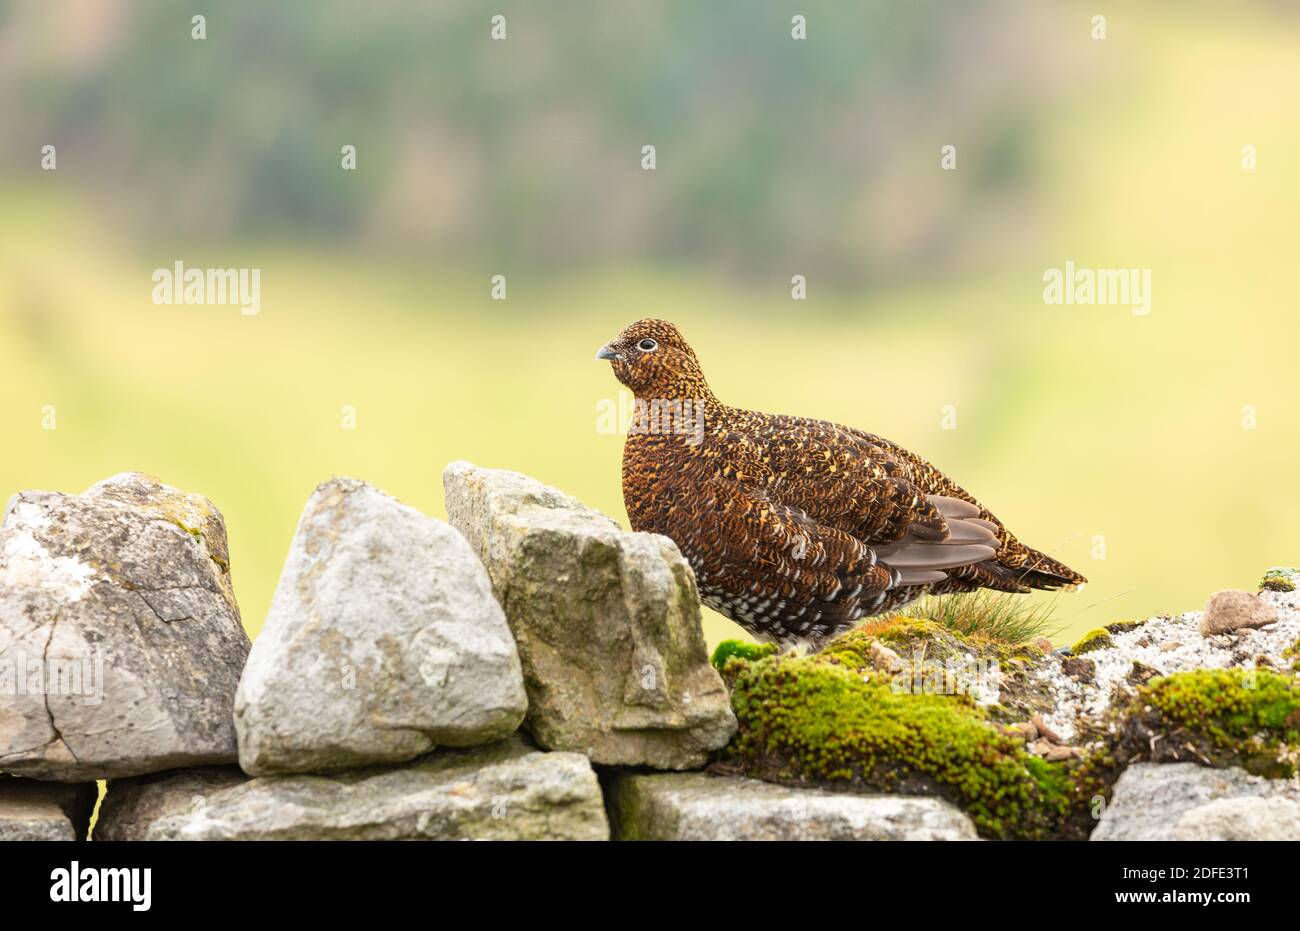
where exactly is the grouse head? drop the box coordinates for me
[596,319,712,400]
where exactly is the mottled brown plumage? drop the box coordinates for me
[597,319,1087,649]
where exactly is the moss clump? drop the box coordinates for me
[1113,668,1300,777]
[824,616,1060,725]
[1260,568,1297,593]
[834,615,1039,661]
[717,649,1102,839]
[710,639,778,672]
[831,616,968,662]
[1070,628,1114,655]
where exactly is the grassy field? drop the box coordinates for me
[2,9,1297,649]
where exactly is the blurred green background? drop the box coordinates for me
[2,1,1297,647]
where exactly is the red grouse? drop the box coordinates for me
[597,319,1086,649]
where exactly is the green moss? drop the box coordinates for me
[845,616,990,661]
[1260,568,1297,593]
[828,616,1043,677]
[717,650,1101,839]
[1070,628,1114,655]
[1143,669,1300,736]
[710,639,778,672]
[713,622,1300,840]
[870,615,961,648]
[1117,669,1300,777]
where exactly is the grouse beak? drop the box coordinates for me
[595,344,622,361]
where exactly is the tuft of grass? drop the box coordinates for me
[902,591,1059,646]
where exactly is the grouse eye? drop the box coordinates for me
[638,338,658,352]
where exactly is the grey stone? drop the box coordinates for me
[235,478,526,776]
[96,737,607,840]
[1199,589,1278,636]
[1092,762,1300,840]
[607,772,979,840]
[442,461,736,770]
[0,473,250,781]
[1174,796,1300,841]
[0,776,98,841]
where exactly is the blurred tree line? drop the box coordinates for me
[1,0,1075,286]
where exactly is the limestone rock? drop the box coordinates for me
[1199,589,1278,636]
[1174,796,1300,840]
[0,777,97,841]
[0,473,250,781]
[96,737,607,840]
[1091,762,1300,840]
[442,461,735,769]
[235,478,526,775]
[608,772,978,840]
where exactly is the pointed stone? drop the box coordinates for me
[443,462,736,769]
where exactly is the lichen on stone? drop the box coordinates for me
[86,473,237,610]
